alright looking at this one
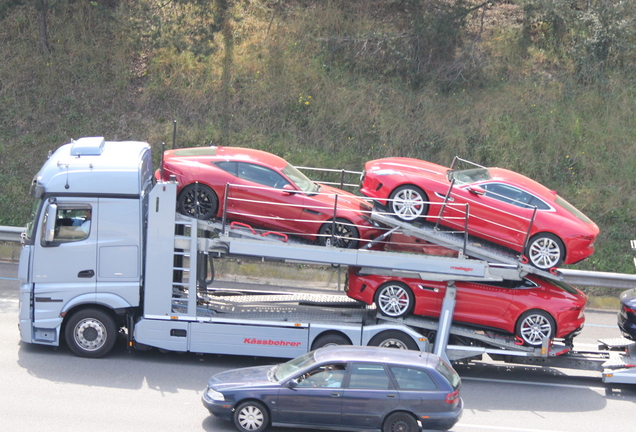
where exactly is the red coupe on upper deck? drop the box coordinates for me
[360,157,599,269]
[156,146,382,248]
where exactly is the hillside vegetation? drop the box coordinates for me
[1,0,636,284]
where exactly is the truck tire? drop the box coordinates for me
[64,308,117,358]
[368,330,418,350]
[311,333,352,350]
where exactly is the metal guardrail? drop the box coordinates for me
[0,226,24,242]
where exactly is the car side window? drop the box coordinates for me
[44,206,92,244]
[347,363,391,390]
[215,161,238,177]
[295,363,347,388]
[237,162,290,189]
[482,183,550,210]
[389,366,438,391]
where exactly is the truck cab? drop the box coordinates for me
[18,137,152,356]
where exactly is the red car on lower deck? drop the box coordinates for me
[346,267,587,347]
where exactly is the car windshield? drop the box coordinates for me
[449,168,491,185]
[274,350,317,381]
[282,164,320,194]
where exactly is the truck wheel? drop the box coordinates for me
[234,400,269,432]
[311,333,352,350]
[64,308,117,358]
[369,330,418,350]
[177,183,218,220]
[383,412,418,432]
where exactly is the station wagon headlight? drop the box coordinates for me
[206,388,225,401]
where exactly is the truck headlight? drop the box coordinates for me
[205,388,225,401]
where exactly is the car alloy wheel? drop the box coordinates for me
[177,183,218,220]
[526,233,564,269]
[389,185,429,222]
[375,282,414,318]
[516,310,555,346]
[318,218,360,249]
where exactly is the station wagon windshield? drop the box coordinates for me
[283,164,320,194]
[274,350,317,381]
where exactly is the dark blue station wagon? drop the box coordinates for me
[202,345,463,432]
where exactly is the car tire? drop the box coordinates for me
[311,333,352,350]
[177,183,218,220]
[375,282,414,318]
[525,233,565,270]
[388,185,429,222]
[383,412,419,432]
[317,218,360,249]
[64,308,117,358]
[369,330,419,350]
[516,309,556,347]
[233,400,269,432]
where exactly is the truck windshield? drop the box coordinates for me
[24,198,41,242]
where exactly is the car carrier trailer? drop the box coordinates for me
[16,137,636,384]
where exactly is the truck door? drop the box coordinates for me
[31,199,98,324]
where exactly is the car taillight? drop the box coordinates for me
[623,304,636,314]
[445,389,459,404]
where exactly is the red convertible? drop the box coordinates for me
[360,157,599,269]
[346,267,587,347]
[156,146,383,248]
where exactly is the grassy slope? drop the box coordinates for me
[1,1,635,290]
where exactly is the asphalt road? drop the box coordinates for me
[1,261,634,432]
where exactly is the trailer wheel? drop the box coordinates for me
[311,333,352,350]
[64,308,117,358]
[383,411,419,432]
[369,330,418,350]
[177,183,218,220]
[233,400,269,432]
[516,310,556,347]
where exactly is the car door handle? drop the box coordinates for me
[386,394,396,398]
[331,392,342,397]
[78,269,95,278]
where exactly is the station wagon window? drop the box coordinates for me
[295,363,347,388]
[237,162,290,189]
[389,366,438,391]
[481,183,550,210]
[43,205,92,244]
[348,363,391,390]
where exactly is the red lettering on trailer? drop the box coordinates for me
[450,266,474,272]
[243,338,301,347]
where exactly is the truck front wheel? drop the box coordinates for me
[64,308,117,358]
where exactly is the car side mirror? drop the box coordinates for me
[468,186,485,196]
[287,379,298,389]
[282,184,298,195]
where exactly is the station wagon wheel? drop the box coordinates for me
[233,401,269,432]
[177,183,218,220]
[317,218,360,249]
[388,185,429,222]
[64,308,117,358]
[516,310,556,347]
[383,412,419,432]
[369,330,419,350]
[375,282,414,318]
[526,233,565,270]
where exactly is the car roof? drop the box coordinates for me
[313,345,439,368]
[167,146,289,170]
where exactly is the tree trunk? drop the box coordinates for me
[36,0,51,54]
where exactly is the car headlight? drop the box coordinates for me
[205,387,225,401]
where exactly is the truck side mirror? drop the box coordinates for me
[43,203,58,243]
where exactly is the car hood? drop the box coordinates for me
[207,365,278,391]
[317,184,372,212]
[365,158,448,182]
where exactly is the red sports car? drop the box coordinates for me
[156,146,383,248]
[346,267,587,347]
[360,157,599,269]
